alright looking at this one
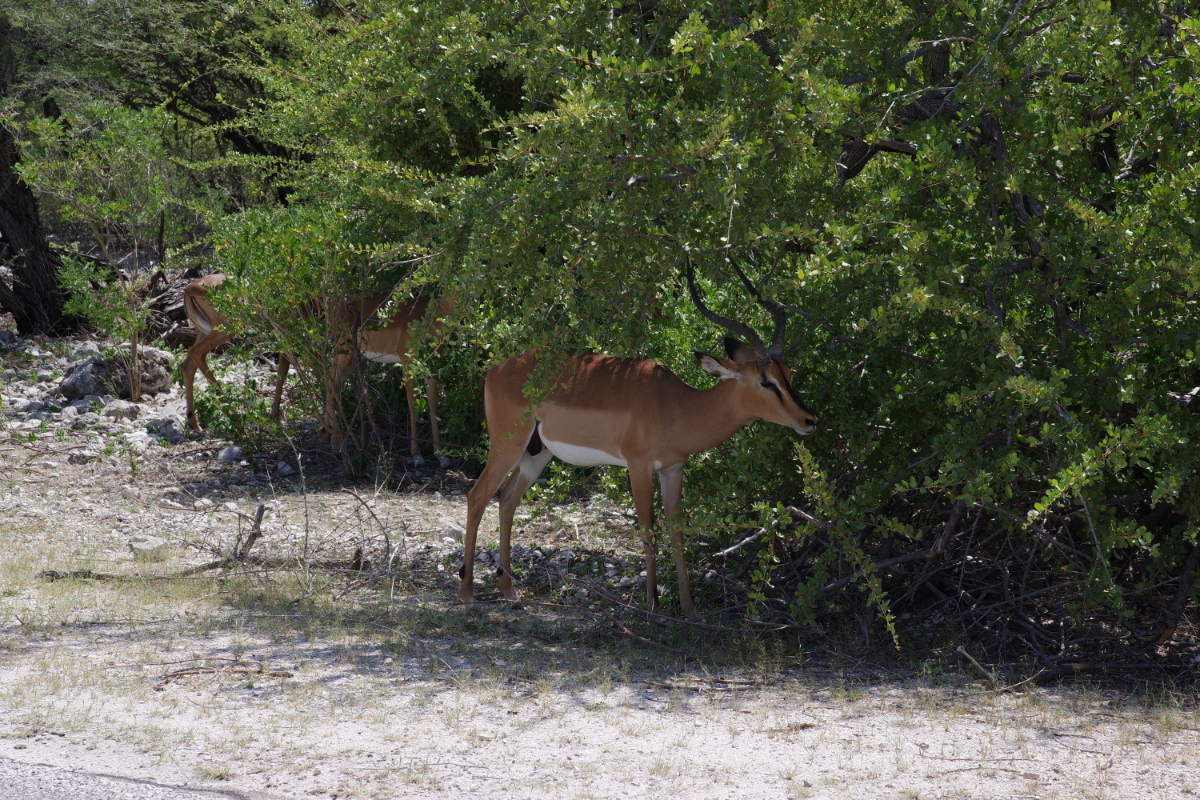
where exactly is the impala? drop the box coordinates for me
[182,274,452,466]
[459,257,817,617]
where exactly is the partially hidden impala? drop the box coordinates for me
[182,274,453,466]
[460,257,817,616]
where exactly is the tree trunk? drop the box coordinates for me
[0,16,72,334]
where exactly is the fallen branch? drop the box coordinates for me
[1034,661,1170,683]
[956,645,1000,687]
[42,554,373,583]
[154,659,293,690]
[237,503,267,560]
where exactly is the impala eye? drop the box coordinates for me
[761,378,783,399]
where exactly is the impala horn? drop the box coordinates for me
[726,254,788,362]
[685,257,787,366]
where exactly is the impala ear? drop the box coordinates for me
[723,336,758,364]
[696,352,741,380]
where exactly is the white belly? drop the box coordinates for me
[361,351,402,365]
[541,436,627,468]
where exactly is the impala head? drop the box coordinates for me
[687,257,818,436]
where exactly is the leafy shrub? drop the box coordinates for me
[154,1,1200,659]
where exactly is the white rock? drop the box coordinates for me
[128,535,170,562]
[102,400,140,421]
[217,445,244,463]
[70,341,102,361]
[126,430,154,453]
[277,462,295,476]
[440,522,465,542]
[193,498,215,511]
[150,414,187,441]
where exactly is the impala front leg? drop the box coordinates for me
[657,463,696,618]
[629,465,659,614]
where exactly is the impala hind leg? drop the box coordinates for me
[460,430,534,604]
[403,375,425,468]
[183,331,229,432]
[657,464,696,618]
[495,447,553,601]
[629,465,660,614]
[182,355,202,432]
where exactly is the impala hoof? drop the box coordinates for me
[458,589,477,606]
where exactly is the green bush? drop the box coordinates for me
[154,1,1200,657]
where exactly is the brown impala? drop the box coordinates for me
[182,274,453,466]
[460,257,817,617]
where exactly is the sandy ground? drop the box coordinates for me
[3,339,1200,800]
[2,649,1199,800]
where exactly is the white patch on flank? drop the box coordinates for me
[541,436,627,468]
[517,448,553,481]
[361,351,402,364]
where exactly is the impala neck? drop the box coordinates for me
[674,378,760,456]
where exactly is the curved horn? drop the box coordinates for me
[685,259,768,358]
[726,254,788,361]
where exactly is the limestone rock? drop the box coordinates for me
[217,445,244,464]
[59,345,175,400]
[146,414,187,441]
[128,535,170,562]
[116,344,174,396]
[102,400,141,421]
[70,341,101,361]
[59,356,120,400]
[439,522,465,542]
